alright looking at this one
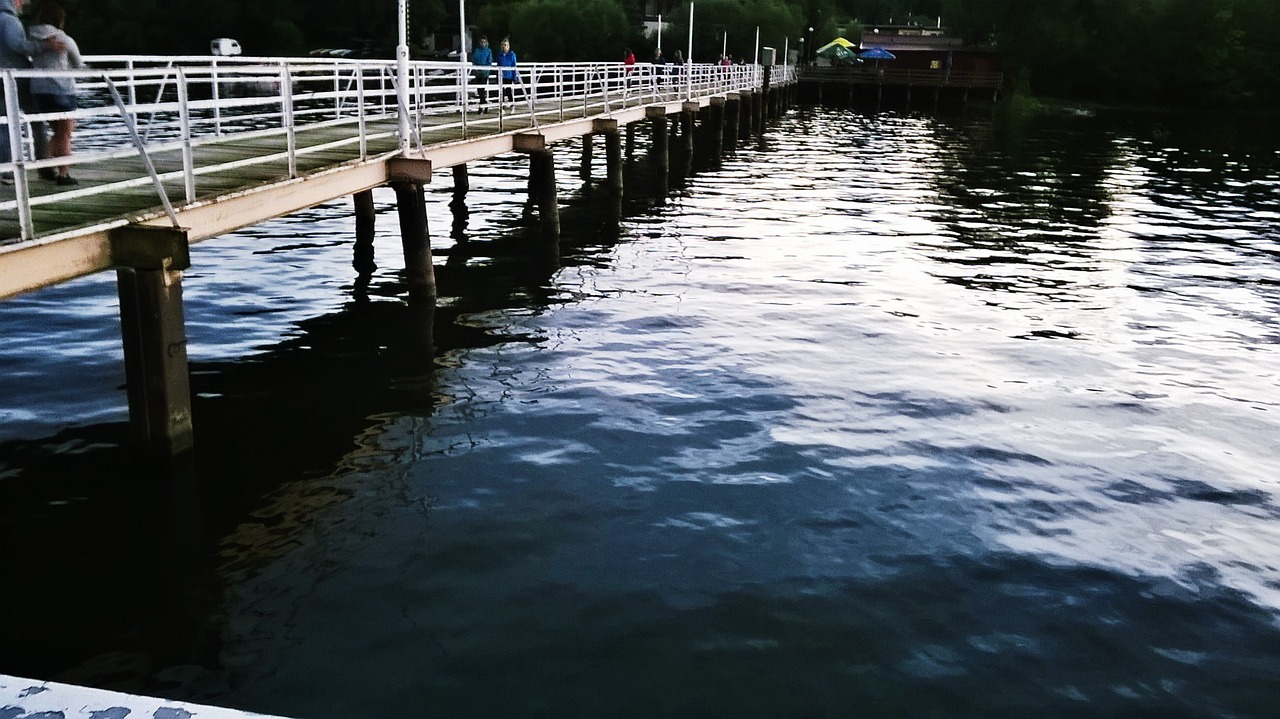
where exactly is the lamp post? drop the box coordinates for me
[687,3,694,99]
[657,13,662,51]
[805,26,814,63]
[397,0,410,151]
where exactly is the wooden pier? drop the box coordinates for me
[797,66,1003,108]
[0,56,796,460]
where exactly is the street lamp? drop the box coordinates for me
[397,0,410,151]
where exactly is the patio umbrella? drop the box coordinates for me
[858,47,896,60]
[858,46,896,70]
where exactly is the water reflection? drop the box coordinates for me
[2,105,1279,717]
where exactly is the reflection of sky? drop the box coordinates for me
[182,110,1280,716]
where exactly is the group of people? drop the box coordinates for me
[468,35,518,113]
[1,0,83,185]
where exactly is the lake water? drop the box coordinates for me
[2,104,1280,718]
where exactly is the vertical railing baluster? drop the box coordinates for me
[334,62,342,120]
[4,72,33,241]
[210,58,222,136]
[357,67,367,160]
[177,69,195,203]
[126,59,138,108]
[281,65,296,178]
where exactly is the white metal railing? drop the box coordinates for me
[1,55,793,244]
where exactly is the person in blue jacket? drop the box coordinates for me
[497,38,518,106]
[471,35,493,113]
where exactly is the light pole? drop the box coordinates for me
[687,3,694,99]
[657,14,662,51]
[397,0,410,151]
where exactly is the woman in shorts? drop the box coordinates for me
[28,2,84,185]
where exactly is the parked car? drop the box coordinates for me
[210,38,242,56]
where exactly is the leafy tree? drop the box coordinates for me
[508,0,630,60]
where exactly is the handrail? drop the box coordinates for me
[0,58,795,245]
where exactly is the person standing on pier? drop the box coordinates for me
[0,0,57,177]
[471,35,493,113]
[497,38,517,108]
[27,1,82,185]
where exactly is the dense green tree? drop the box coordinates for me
[32,0,1280,107]
[508,0,629,60]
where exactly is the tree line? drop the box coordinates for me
[41,0,1280,108]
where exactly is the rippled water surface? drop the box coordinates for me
[3,106,1280,717]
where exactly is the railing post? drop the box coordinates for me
[126,59,138,108]
[3,71,33,241]
[357,67,368,160]
[210,59,222,136]
[333,62,342,120]
[176,69,195,203]
[280,65,297,178]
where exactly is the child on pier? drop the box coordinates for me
[28,2,83,185]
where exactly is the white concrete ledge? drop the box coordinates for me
[1,675,294,719]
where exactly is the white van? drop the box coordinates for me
[210,38,242,56]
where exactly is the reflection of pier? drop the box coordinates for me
[0,126,730,699]
[798,66,1003,109]
[0,56,796,459]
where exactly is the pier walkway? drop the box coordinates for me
[1,56,792,299]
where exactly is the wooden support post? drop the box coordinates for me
[580,133,594,182]
[724,97,739,150]
[392,181,437,301]
[626,122,636,157]
[650,114,669,197]
[529,149,561,243]
[605,131,622,196]
[752,91,763,134]
[452,164,469,194]
[681,102,696,155]
[112,226,195,460]
[710,97,725,158]
[352,190,376,275]
[651,114,669,160]
[116,270,194,460]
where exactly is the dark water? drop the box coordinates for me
[3,105,1280,717]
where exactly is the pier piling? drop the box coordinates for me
[352,190,376,275]
[605,131,622,195]
[392,182,437,301]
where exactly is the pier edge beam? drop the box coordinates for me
[110,226,195,460]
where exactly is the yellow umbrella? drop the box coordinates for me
[814,37,856,54]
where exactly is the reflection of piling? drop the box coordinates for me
[393,181,437,301]
[449,165,470,245]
